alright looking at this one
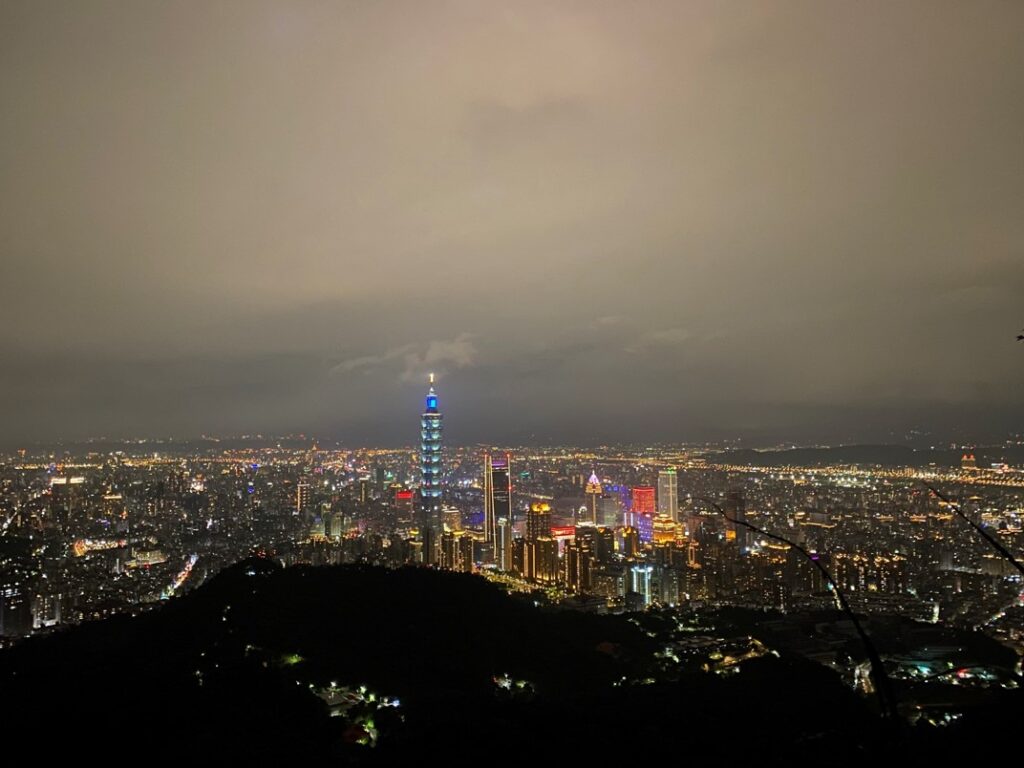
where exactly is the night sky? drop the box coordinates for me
[1,1,1022,446]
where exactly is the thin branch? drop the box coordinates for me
[922,482,1024,577]
[693,495,900,724]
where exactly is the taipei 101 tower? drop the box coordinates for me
[419,374,443,563]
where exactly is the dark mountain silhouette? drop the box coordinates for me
[1,559,1019,763]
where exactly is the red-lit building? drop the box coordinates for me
[631,487,656,515]
[630,487,656,541]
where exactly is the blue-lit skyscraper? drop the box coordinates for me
[419,374,443,562]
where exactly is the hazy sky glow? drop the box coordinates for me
[1,1,1022,446]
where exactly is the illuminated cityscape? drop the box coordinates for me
[2,0,1022,761]
[4,389,1024,657]
[4,385,1024,714]
[4,396,1024,758]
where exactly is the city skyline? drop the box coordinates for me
[3,374,1024,754]
[3,2,1024,756]
[2,1,1022,447]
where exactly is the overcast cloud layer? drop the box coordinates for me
[1,1,1022,446]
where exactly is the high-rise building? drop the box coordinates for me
[653,514,679,545]
[31,589,62,630]
[657,469,679,522]
[621,526,640,557]
[592,567,626,600]
[685,513,703,541]
[593,527,615,563]
[636,512,654,544]
[566,539,594,593]
[394,488,415,524]
[49,476,85,533]
[439,530,476,573]
[629,486,655,531]
[296,482,310,513]
[725,491,748,552]
[631,486,656,515]
[511,537,527,577]
[440,531,457,570]
[584,471,602,525]
[626,483,659,544]
[597,494,620,528]
[329,511,346,540]
[443,506,462,532]
[629,564,654,608]
[527,503,552,542]
[0,552,34,638]
[526,536,559,584]
[496,517,513,571]
[483,452,512,549]
[457,533,475,573]
[653,565,680,606]
[522,503,556,583]
[419,374,443,562]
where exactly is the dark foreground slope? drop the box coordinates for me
[0,560,1018,763]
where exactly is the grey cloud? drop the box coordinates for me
[330,334,478,383]
[330,346,418,376]
[0,1,1022,446]
[399,333,478,383]
[625,327,695,353]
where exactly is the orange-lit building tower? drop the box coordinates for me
[524,503,555,582]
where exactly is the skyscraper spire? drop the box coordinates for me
[419,374,443,563]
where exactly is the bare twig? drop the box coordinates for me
[922,482,1024,577]
[693,495,900,724]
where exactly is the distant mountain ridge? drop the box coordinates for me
[708,444,1024,468]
